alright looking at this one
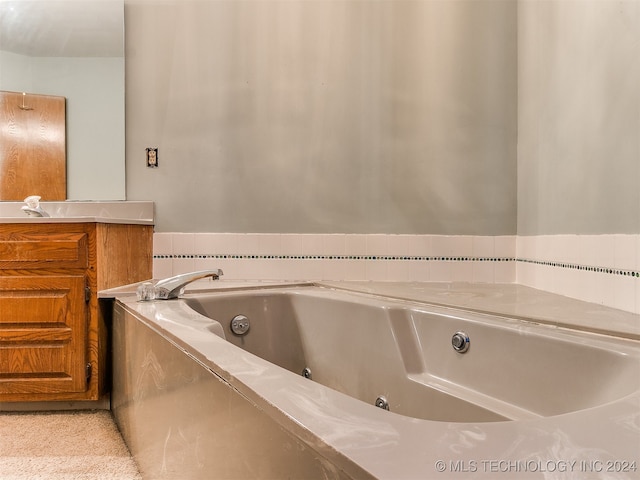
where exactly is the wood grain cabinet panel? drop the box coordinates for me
[0,275,87,394]
[0,223,152,403]
[0,233,87,269]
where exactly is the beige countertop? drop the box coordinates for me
[0,201,154,225]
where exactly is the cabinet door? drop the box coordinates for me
[0,275,88,395]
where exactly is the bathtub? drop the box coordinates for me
[110,283,640,479]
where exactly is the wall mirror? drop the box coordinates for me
[0,0,125,201]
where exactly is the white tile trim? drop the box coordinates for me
[153,233,639,313]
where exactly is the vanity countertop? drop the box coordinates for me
[0,201,154,225]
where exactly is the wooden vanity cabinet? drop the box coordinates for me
[0,222,152,402]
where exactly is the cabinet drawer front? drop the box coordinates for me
[0,233,88,269]
[0,292,70,325]
[0,275,87,394]
[1,345,71,374]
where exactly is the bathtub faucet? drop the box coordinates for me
[154,269,223,299]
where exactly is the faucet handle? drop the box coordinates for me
[24,195,41,209]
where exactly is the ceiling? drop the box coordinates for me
[0,0,123,57]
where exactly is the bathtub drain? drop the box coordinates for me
[301,367,312,380]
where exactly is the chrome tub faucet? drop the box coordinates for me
[154,269,223,299]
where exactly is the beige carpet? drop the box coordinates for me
[0,410,141,479]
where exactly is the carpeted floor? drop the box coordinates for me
[0,410,141,479]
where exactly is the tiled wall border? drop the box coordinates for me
[516,235,639,314]
[154,254,640,278]
[517,258,639,278]
[153,234,518,284]
[152,233,639,314]
[156,254,515,262]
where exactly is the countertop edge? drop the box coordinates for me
[0,216,153,225]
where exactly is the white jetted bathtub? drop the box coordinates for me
[111,283,640,479]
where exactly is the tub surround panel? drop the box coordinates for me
[153,232,639,314]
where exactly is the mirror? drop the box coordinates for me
[0,0,125,201]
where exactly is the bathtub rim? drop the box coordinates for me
[102,279,640,341]
[321,280,640,341]
[112,283,640,480]
[180,285,640,419]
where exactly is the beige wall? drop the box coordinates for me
[125,0,638,236]
[124,0,517,234]
[517,0,640,235]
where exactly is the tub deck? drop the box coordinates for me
[108,281,640,479]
